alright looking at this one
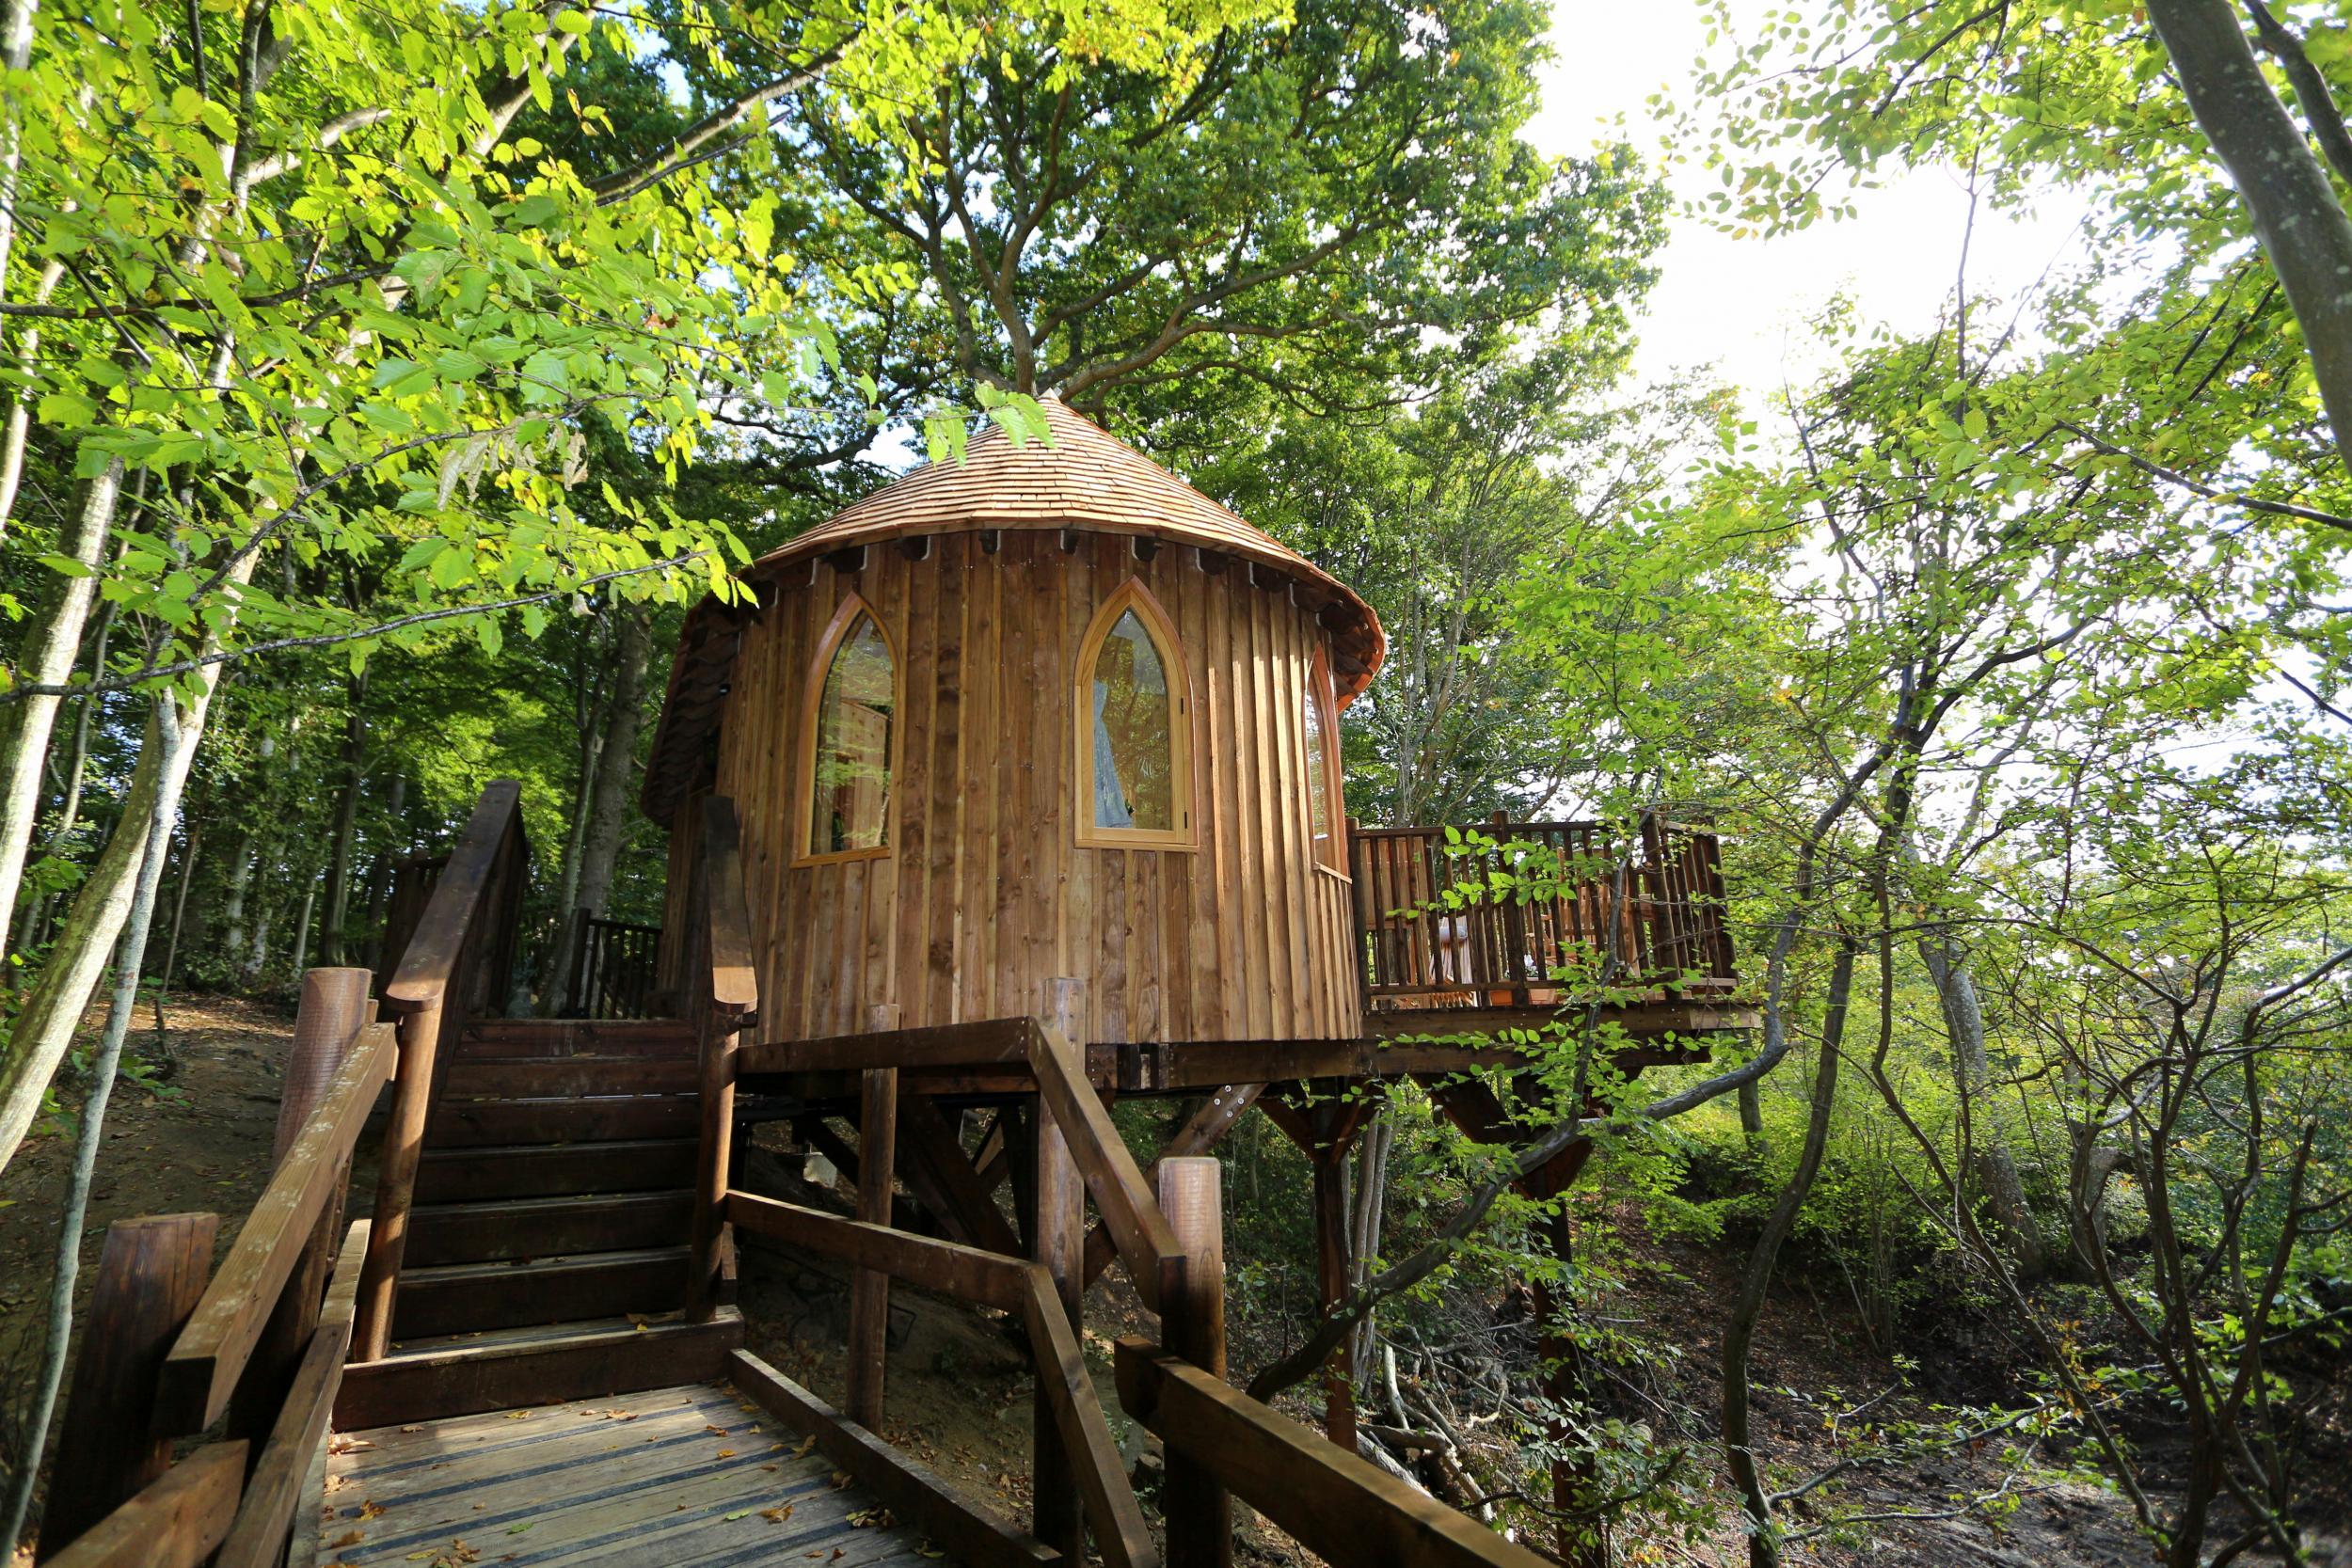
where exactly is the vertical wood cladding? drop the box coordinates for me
[707,531,1361,1045]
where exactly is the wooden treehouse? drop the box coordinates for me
[38,398,1750,1568]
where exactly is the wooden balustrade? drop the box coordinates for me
[38,979,389,1568]
[1349,811,1737,1006]
[726,1191,1157,1568]
[354,780,528,1360]
[566,915,663,1020]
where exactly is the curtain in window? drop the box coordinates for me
[1089,610,1173,832]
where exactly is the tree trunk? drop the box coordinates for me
[536,623,611,1011]
[548,604,650,1013]
[318,672,368,965]
[0,695,183,1560]
[0,456,125,963]
[153,819,202,1036]
[1917,934,2046,1277]
[360,772,406,974]
[288,874,317,981]
[0,682,215,1173]
[1723,940,1858,1568]
[2148,0,2352,478]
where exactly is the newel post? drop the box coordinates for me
[687,797,756,1322]
[351,991,441,1361]
[1157,1156,1232,1568]
[845,1002,900,1429]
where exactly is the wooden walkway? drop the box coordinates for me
[318,1380,952,1567]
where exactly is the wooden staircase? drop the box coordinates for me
[338,1016,742,1428]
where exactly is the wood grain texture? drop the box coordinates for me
[38,1212,219,1556]
[320,1379,939,1567]
[42,1440,246,1568]
[696,530,1361,1048]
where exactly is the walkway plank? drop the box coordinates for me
[318,1381,949,1566]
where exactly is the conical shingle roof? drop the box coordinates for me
[642,397,1385,822]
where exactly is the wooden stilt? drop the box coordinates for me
[1030,980,1088,1562]
[1158,1157,1232,1568]
[1311,1138,1357,1451]
[1529,1155,1604,1567]
[845,1004,899,1430]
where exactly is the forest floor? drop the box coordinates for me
[3,997,2344,1566]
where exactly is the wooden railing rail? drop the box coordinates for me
[354,780,528,1360]
[155,1021,394,1432]
[1027,1021,1187,1317]
[566,915,664,1020]
[686,796,757,1320]
[726,1192,1157,1568]
[1348,810,1737,1005]
[1114,1339,1556,1568]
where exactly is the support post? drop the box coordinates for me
[38,1212,220,1556]
[1530,1158,1603,1567]
[1157,1157,1232,1568]
[845,1003,899,1429]
[1030,978,1087,1562]
[351,994,440,1360]
[229,970,373,1445]
[1311,1139,1356,1451]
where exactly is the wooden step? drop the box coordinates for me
[455,1018,695,1059]
[416,1138,699,1202]
[393,1246,690,1338]
[336,1307,743,1428]
[405,1190,696,1266]
[441,1053,700,1099]
[425,1093,699,1148]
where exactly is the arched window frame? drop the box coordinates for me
[1305,645,1348,877]
[793,593,901,867]
[1073,578,1197,851]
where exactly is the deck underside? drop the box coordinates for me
[318,1380,951,1567]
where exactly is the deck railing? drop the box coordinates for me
[566,914,663,1020]
[1349,811,1736,1006]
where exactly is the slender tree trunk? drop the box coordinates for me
[0,456,126,962]
[243,895,274,988]
[360,771,405,973]
[318,672,367,965]
[1347,1113,1392,1375]
[536,624,609,1010]
[2148,0,2352,477]
[1723,940,1859,1568]
[548,604,650,1013]
[0,533,258,1175]
[0,695,182,1560]
[288,874,317,981]
[152,819,201,1038]
[1918,934,2046,1276]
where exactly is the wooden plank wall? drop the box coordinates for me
[706,531,1360,1044]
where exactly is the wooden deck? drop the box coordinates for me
[317,1380,952,1567]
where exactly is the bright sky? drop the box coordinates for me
[1526,1,2093,411]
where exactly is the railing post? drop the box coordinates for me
[1157,1157,1231,1568]
[228,969,372,1440]
[36,1212,220,1557]
[351,994,439,1361]
[685,1007,739,1323]
[846,1002,900,1429]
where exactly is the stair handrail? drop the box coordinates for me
[353,780,529,1359]
[686,795,757,1319]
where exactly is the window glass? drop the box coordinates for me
[808,611,894,854]
[1304,663,1336,863]
[1089,610,1176,832]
